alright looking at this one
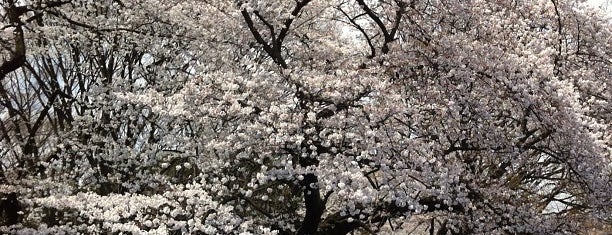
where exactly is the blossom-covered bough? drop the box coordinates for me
[0,0,610,234]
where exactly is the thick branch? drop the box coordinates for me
[354,0,406,54]
[277,0,312,46]
[337,7,376,58]
[355,0,390,38]
[240,0,312,68]
[241,9,286,68]
[253,11,277,42]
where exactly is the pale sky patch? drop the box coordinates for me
[587,0,611,13]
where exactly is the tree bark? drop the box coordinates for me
[0,0,27,81]
[297,173,325,235]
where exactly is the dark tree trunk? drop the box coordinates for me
[0,193,21,225]
[297,173,325,235]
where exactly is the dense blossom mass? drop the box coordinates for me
[0,0,611,234]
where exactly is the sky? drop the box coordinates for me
[587,0,611,12]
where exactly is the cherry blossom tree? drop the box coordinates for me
[1,0,610,234]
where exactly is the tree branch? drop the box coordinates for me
[240,0,312,68]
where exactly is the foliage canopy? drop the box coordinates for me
[1,0,611,234]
